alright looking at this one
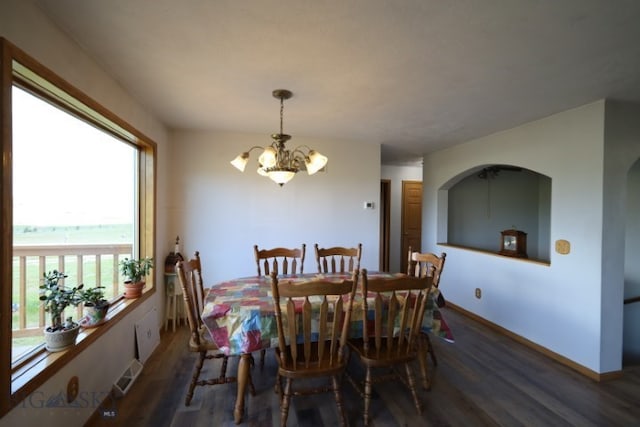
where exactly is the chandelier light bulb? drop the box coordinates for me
[258,147,277,168]
[230,152,249,172]
[268,170,296,186]
[305,150,328,175]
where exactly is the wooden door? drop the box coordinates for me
[379,180,391,271]
[401,181,422,274]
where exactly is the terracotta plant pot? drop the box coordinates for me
[44,322,81,352]
[81,303,110,327]
[124,281,145,299]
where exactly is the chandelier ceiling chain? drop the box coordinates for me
[278,91,284,135]
[230,89,328,186]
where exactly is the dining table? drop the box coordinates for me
[200,271,454,424]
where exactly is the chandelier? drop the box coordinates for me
[230,89,328,186]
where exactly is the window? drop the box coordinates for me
[11,86,136,361]
[1,39,156,415]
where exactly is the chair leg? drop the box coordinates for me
[220,355,228,379]
[164,293,170,331]
[425,333,437,366]
[331,375,347,427]
[171,294,177,332]
[274,372,282,396]
[405,362,422,414]
[363,367,372,426]
[185,351,206,406]
[260,348,266,368]
[417,335,431,390]
[280,378,292,427]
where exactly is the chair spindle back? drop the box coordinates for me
[254,244,306,276]
[176,252,206,345]
[360,268,433,359]
[314,243,362,274]
[407,248,446,289]
[270,270,358,370]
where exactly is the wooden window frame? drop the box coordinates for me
[0,38,157,416]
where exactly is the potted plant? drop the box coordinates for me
[39,270,83,352]
[119,257,154,298]
[79,286,109,327]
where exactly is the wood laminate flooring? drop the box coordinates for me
[85,307,640,426]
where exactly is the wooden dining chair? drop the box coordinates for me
[176,252,254,406]
[346,268,433,426]
[270,270,359,427]
[254,244,306,366]
[407,247,447,290]
[407,247,447,388]
[254,244,306,276]
[314,243,362,274]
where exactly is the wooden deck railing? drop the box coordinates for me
[12,243,132,338]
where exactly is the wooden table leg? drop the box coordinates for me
[234,353,251,424]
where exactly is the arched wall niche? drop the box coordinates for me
[623,158,640,363]
[438,163,552,262]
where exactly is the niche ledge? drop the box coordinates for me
[438,243,550,266]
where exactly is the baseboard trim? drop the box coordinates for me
[446,302,622,382]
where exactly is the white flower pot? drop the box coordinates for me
[44,322,81,352]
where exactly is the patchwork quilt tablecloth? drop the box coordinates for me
[201,272,454,356]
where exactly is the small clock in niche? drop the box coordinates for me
[499,229,527,258]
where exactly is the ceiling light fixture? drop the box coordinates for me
[230,89,328,186]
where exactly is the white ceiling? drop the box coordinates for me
[35,0,640,165]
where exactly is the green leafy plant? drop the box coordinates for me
[39,270,83,331]
[79,286,108,308]
[119,257,154,283]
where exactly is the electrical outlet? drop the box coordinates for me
[475,288,482,299]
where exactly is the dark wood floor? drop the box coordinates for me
[86,307,640,426]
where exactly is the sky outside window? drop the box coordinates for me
[12,86,135,228]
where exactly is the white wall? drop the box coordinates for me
[1,1,170,425]
[381,164,422,273]
[168,130,381,283]
[423,101,610,373]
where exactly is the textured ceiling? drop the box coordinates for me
[35,0,640,165]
